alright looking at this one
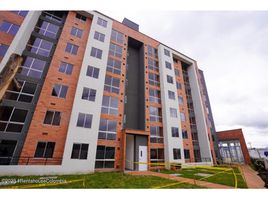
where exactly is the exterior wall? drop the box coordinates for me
[0,11,26,62]
[61,11,113,172]
[173,59,195,162]
[96,20,128,171]
[0,11,43,162]
[197,69,218,163]
[19,11,92,164]
[0,11,40,71]
[158,44,185,165]
[112,20,161,170]
[0,10,216,175]
[187,62,212,163]
[217,129,251,164]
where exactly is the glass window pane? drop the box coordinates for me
[76,113,85,127]
[71,144,80,159]
[44,111,53,124]
[44,142,55,158]
[34,142,46,158]
[96,146,105,159]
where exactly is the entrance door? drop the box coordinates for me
[138,146,147,171]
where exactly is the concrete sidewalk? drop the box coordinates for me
[240,165,265,188]
[126,171,233,189]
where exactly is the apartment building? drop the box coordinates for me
[0,11,215,175]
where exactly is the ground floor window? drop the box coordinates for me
[150,148,164,167]
[173,148,181,160]
[95,145,115,168]
[184,149,190,159]
[0,140,17,165]
[34,141,55,158]
[71,143,89,160]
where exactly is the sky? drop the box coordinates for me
[103,10,268,148]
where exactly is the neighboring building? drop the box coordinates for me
[217,129,251,164]
[249,148,268,159]
[0,11,215,175]
[198,69,219,163]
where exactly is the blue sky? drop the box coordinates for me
[103,10,268,148]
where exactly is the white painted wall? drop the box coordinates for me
[187,62,212,163]
[158,44,185,167]
[61,11,113,172]
[0,11,41,72]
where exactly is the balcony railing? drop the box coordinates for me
[0,156,63,165]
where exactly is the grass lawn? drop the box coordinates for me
[0,172,204,189]
[159,166,247,188]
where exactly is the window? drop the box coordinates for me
[35,20,59,39]
[149,89,161,104]
[176,81,182,89]
[21,56,46,78]
[148,45,158,58]
[76,113,93,128]
[65,43,78,55]
[170,108,177,118]
[150,126,163,143]
[180,112,186,122]
[109,43,122,58]
[75,13,87,22]
[111,29,123,44]
[167,75,173,84]
[51,84,68,99]
[0,21,20,35]
[149,106,162,122]
[104,75,120,94]
[0,106,28,133]
[43,110,61,126]
[34,142,55,158]
[97,17,108,28]
[12,11,28,17]
[59,62,73,75]
[90,47,102,59]
[148,73,160,87]
[82,87,96,102]
[101,95,118,116]
[27,37,53,57]
[184,149,190,159]
[94,31,105,42]
[148,58,159,72]
[182,130,188,139]
[150,148,164,163]
[164,49,170,57]
[0,44,9,57]
[168,90,175,100]
[0,140,17,164]
[95,146,115,168]
[71,143,89,159]
[98,119,117,140]
[107,58,121,75]
[165,61,172,70]
[4,80,37,103]
[71,27,83,38]
[171,127,179,137]
[43,11,63,23]
[174,68,180,76]
[173,148,181,160]
[178,96,184,105]
[86,65,99,78]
